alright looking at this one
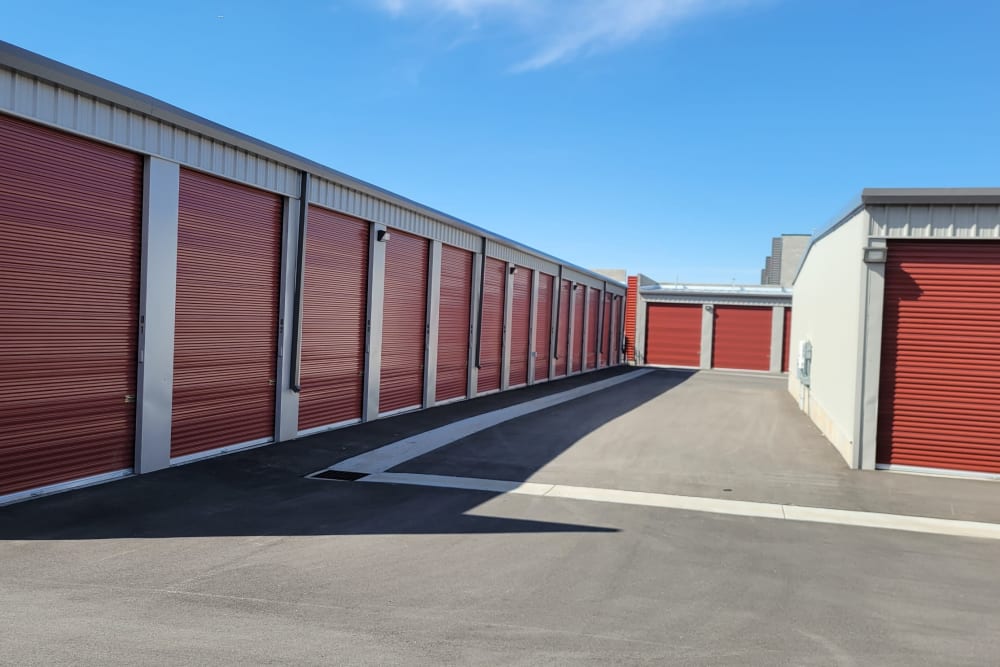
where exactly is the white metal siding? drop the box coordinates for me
[869,204,1000,240]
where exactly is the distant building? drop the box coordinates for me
[761,234,810,286]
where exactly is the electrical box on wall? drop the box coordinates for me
[797,340,812,387]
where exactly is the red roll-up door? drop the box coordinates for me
[0,115,141,495]
[478,258,506,393]
[625,277,638,363]
[533,272,554,382]
[380,230,428,414]
[436,244,473,403]
[712,305,771,372]
[509,266,531,387]
[554,279,571,377]
[782,307,792,374]
[877,241,1000,474]
[173,169,280,458]
[601,293,612,367]
[645,304,702,367]
[586,288,600,369]
[299,206,368,432]
[573,285,586,373]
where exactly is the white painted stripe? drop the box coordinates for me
[329,369,653,475]
[357,472,1000,541]
[0,468,133,507]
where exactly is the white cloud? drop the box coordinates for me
[376,0,763,71]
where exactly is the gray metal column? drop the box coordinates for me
[467,251,483,398]
[274,189,303,442]
[423,240,442,407]
[634,293,647,366]
[500,263,514,391]
[527,269,539,384]
[548,269,561,378]
[596,283,606,368]
[566,284,577,374]
[769,306,785,374]
[135,156,179,474]
[857,237,888,470]
[700,304,714,369]
[363,223,388,421]
[581,288,591,372]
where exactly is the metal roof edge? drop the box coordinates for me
[0,40,623,289]
[791,198,864,286]
[862,187,1000,205]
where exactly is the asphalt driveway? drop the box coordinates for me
[2,367,999,665]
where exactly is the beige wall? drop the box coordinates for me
[788,210,868,466]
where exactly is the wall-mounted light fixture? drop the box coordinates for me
[704,304,714,311]
[863,246,887,263]
[509,266,517,275]
[376,229,390,242]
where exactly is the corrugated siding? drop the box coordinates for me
[869,205,1000,239]
[555,279,571,377]
[509,266,531,387]
[712,306,771,372]
[299,206,368,431]
[478,258,506,393]
[172,168,281,457]
[646,304,702,368]
[625,277,638,362]
[0,114,141,495]
[586,288,600,369]
[0,72,298,196]
[380,229,428,413]
[877,241,1000,473]
[573,285,586,372]
[534,272,554,381]
[437,244,473,403]
[486,239,559,276]
[563,267,605,291]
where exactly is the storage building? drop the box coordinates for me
[0,42,626,503]
[790,188,1000,478]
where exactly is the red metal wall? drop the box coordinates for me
[645,304,702,367]
[0,115,141,495]
[478,258,506,393]
[380,230,428,414]
[712,306,771,372]
[533,272,554,382]
[573,285,586,372]
[554,279,571,377]
[877,241,1000,474]
[299,206,368,431]
[586,288,600,369]
[782,307,792,374]
[173,168,281,458]
[625,276,638,363]
[509,266,531,387]
[436,244,473,403]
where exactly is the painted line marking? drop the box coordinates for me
[324,369,654,475]
[358,472,1000,541]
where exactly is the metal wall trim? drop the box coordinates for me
[363,223,387,422]
[868,204,1000,240]
[297,418,363,439]
[275,193,303,443]
[424,240,442,407]
[0,468,133,508]
[170,436,273,467]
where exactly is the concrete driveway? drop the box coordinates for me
[2,368,999,665]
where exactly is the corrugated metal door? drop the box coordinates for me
[572,285,586,372]
[534,272,554,382]
[509,266,531,387]
[380,229,428,414]
[0,115,141,495]
[436,244,473,403]
[554,279,571,377]
[586,288,600,369]
[877,241,1000,474]
[645,304,702,367]
[712,306,771,372]
[173,169,281,458]
[299,206,368,432]
[477,258,506,393]
[782,308,792,374]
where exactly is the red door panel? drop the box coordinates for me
[509,266,531,387]
[877,241,1000,473]
[554,279,571,377]
[625,277,638,363]
[572,285,585,373]
[380,230,428,414]
[534,273,554,381]
[645,304,702,367]
[299,206,368,431]
[0,115,141,494]
[436,245,473,403]
[712,306,771,371]
[478,258,506,393]
[173,169,281,457]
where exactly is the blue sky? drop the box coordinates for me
[5,1,1000,283]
